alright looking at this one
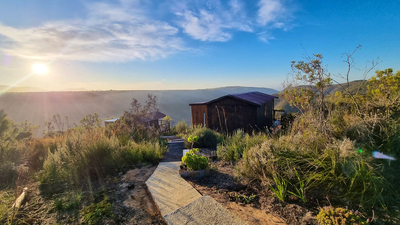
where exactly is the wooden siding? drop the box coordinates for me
[191,104,208,127]
[207,97,257,133]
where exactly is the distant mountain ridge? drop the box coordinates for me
[0,85,48,93]
[0,86,278,135]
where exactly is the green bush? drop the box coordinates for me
[181,149,208,171]
[176,120,188,134]
[183,126,222,149]
[316,206,369,225]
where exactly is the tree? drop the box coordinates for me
[367,68,400,118]
[80,113,102,129]
[289,54,332,130]
[124,94,159,127]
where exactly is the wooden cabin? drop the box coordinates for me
[142,111,169,131]
[189,92,277,133]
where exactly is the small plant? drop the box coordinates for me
[188,135,199,149]
[270,173,287,202]
[229,193,258,204]
[54,192,82,211]
[181,135,208,170]
[316,206,369,225]
[82,196,113,225]
[181,149,208,171]
[288,170,307,203]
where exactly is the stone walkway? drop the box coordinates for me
[145,138,247,225]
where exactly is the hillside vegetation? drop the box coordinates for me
[0,86,277,135]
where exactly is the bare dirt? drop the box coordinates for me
[3,164,166,225]
[118,164,166,224]
[186,162,318,225]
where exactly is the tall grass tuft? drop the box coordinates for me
[39,127,166,194]
[217,130,267,162]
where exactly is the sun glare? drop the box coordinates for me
[32,64,48,75]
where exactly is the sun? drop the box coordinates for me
[32,64,48,75]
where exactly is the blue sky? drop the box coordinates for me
[0,0,399,91]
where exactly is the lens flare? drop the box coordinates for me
[372,151,396,160]
[32,64,48,75]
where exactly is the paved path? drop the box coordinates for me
[146,139,247,225]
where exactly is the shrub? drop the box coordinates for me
[176,120,188,134]
[183,126,222,149]
[236,135,399,219]
[181,149,208,171]
[316,206,369,225]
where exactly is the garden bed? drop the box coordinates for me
[185,161,318,225]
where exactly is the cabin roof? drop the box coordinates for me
[189,91,277,106]
[142,111,167,122]
[104,118,119,122]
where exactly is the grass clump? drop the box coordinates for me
[54,192,82,211]
[40,128,166,194]
[82,196,113,225]
[217,129,267,162]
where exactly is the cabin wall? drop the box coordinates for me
[190,105,208,127]
[256,100,275,129]
[207,97,257,133]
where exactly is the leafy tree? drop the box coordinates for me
[367,68,400,117]
[124,94,159,127]
[80,113,102,129]
[288,54,332,129]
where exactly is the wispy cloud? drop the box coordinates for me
[173,0,253,42]
[0,2,184,62]
[0,0,297,62]
[174,0,295,43]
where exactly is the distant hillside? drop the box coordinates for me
[274,80,368,112]
[0,85,48,93]
[0,86,277,135]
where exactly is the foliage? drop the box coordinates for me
[316,206,369,225]
[82,197,113,225]
[181,148,208,171]
[229,193,257,204]
[269,173,287,202]
[40,127,166,194]
[0,110,35,187]
[182,126,222,149]
[80,113,102,129]
[282,86,314,112]
[0,190,14,223]
[236,131,399,220]
[176,120,188,134]
[54,192,82,211]
[367,68,400,117]
[287,170,306,203]
[217,130,267,162]
[289,54,332,130]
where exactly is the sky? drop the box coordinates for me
[0,0,399,91]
